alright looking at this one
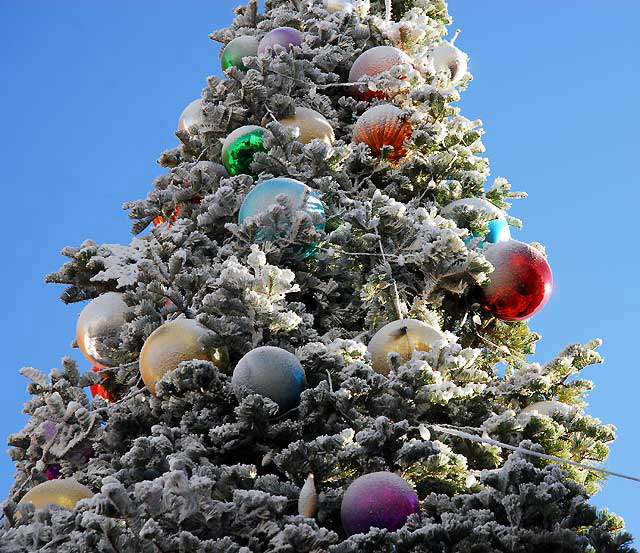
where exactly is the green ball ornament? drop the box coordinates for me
[221,36,259,73]
[221,125,267,177]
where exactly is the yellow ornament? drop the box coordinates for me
[367,319,446,375]
[279,107,335,145]
[18,479,93,510]
[139,318,229,395]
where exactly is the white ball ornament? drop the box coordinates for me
[367,319,446,375]
[520,401,573,418]
[431,31,468,85]
[324,0,369,16]
[76,292,131,369]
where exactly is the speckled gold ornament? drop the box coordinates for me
[19,479,93,510]
[279,107,335,145]
[139,318,229,395]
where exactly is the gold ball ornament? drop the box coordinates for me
[19,479,93,510]
[368,319,446,375]
[279,107,335,145]
[76,292,131,369]
[352,103,413,161]
[139,318,229,395]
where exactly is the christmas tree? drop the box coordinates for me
[1,0,635,551]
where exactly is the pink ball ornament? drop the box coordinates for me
[478,240,553,321]
[258,27,304,56]
[349,46,413,100]
[341,472,419,536]
[352,103,413,161]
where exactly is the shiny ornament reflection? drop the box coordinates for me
[279,107,335,145]
[221,35,259,72]
[19,479,93,510]
[442,197,510,246]
[178,99,204,134]
[349,46,413,100]
[76,292,130,369]
[232,346,306,411]
[368,319,446,375]
[221,125,266,177]
[139,318,229,395]
[353,103,413,161]
[341,472,419,536]
[258,27,303,56]
[479,240,553,321]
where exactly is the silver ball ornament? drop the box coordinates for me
[178,98,204,134]
[76,292,130,369]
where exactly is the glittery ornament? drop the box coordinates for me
[478,240,553,321]
[221,125,267,177]
[89,366,114,402]
[231,346,306,411]
[368,319,446,375]
[521,400,572,418]
[341,472,419,536]
[76,292,130,369]
[238,177,325,257]
[442,197,510,246]
[258,27,304,56]
[431,32,468,85]
[221,35,259,72]
[139,318,229,395]
[349,46,413,100]
[279,107,335,145]
[352,103,413,160]
[178,99,204,134]
[18,479,93,510]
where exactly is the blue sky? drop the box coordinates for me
[1,0,639,539]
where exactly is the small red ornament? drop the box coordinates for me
[89,366,114,402]
[349,46,413,100]
[478,240,553,321]
[353,103,413,161]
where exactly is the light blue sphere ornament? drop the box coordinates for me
[441,197,510,247]
[238,177,325,258]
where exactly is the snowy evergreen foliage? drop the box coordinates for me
[1,0,635,551]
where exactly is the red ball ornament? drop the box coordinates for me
[353,103,413,161]
[349,46,413,100]
[89,366,114,402]
[478,240,553,321]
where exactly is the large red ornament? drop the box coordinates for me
[478,240,553,321]
[349,46,413,100]
[89,366,114,402]
[353,103,413,161]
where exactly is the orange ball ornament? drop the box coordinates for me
[89,366,114,402]
[349,46,413,100]
[353,104,413,161]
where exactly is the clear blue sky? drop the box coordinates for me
[1,0,639,539]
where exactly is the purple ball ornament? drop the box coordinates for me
[258,27,304,56]
[45,464,62,480]
[341,471,419,536]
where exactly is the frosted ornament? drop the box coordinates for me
[279,107,335,145]
[431,31,468,85]
[76,292,130,369]
[352,103,413,161]
[478,240,553,321]
[221,125,266,177]
[221,35,259,72]
[19,479,93,510]
[258,27,303,56]
[367,318,446,375]
[139,318,229,395]
[231,346,306,411]
[238,177,325,258]
[324,0,369,15]
[442,197,510,246]
[349,46,413,100]
[341,472,419,536]
[178,99,204,134]
[521,400,572,418]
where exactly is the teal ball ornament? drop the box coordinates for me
[232,346,306,411]
[221,125,267,177]
[442,197,510,247]
[238,177,325,257]
[221,36,259,72]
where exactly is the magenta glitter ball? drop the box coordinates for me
[258,27,303,56]
[341,472,419,536]
[479,240,553,321]
[349,46,413,100]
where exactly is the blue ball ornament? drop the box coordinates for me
[238,177,325,258]
[231,346,306,411]
[441,197,510,248]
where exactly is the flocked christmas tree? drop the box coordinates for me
[1,1,635,551]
